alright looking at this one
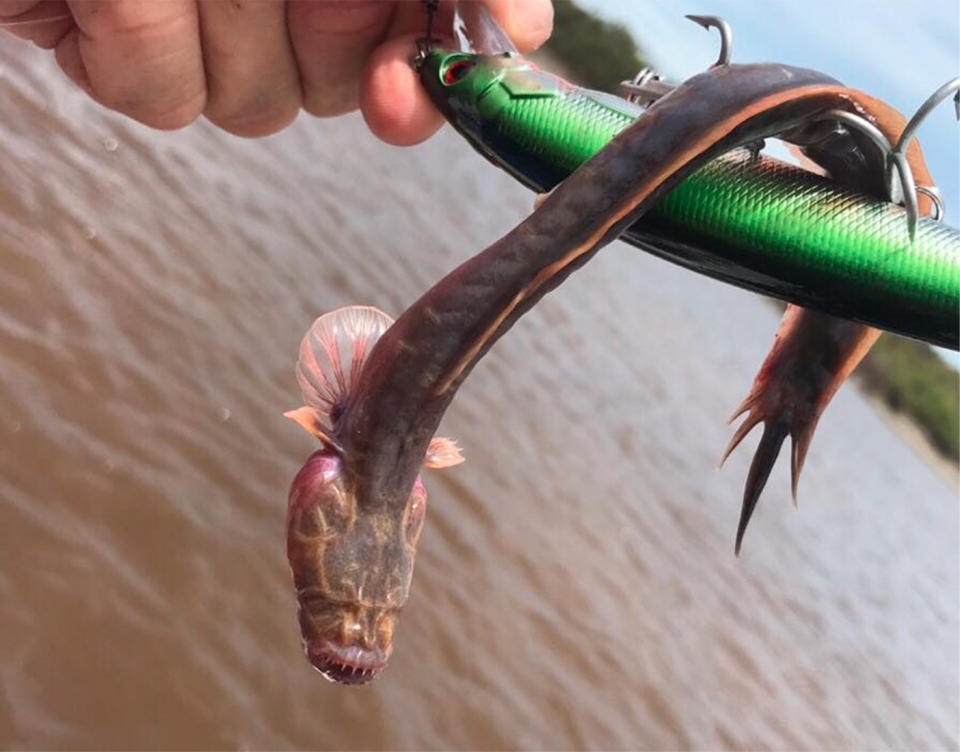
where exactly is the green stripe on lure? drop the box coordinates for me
[418,48,960,350]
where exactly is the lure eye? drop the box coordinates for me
[442,58,476,85]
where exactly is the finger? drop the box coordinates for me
[197,0,301,137]
[360,33,442,146]
[0,0,41,15]
[0,0,73,48]
[58,0,206,130]
[287,0,394,118]
[484,0,553,52]
[386,0,553,53]
[361,0,553,145]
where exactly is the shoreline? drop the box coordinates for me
[859,383,960,487]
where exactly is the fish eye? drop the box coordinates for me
[442,58,476,86]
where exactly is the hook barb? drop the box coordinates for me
[685,15,733,67]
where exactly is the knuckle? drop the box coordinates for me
[294,0,391,38]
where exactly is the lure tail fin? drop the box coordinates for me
[722,305,880,553]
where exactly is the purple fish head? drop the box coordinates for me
[286,449,428,685]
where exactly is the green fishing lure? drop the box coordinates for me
[419,49,960,349]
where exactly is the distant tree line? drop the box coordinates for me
[542,0,649,92]
[857,335,959,460]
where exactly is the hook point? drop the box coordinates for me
[684,15,732,67]
[685,14,712,29]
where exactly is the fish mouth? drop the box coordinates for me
[305,641,390,686]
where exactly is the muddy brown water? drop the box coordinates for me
[0,36,957,750]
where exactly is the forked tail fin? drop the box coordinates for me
[722,306,880,553]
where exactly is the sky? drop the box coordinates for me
[577,0,960,365]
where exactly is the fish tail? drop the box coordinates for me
[724,305,880,552]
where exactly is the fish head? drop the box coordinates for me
[286,449,428,685]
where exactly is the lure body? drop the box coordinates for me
[420,51,960,349]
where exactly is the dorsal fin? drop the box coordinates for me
[295,306,394,433]
[287,305,466,466]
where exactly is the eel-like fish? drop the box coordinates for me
[284,61,910,683]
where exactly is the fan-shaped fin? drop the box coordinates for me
[295,306,394,432]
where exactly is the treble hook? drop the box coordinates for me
[413,0,441,68]
[889,76,960,231]
[815,107,920,237]
[685,15,733,67]
[620,16,733,103]
[619,68,674,106]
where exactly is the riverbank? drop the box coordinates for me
[862,389,959,486]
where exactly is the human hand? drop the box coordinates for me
[0,0,553,143]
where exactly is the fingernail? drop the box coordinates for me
[519,0,554,36]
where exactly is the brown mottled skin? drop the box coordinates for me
[288,62,905,684]
[287,451,426,683]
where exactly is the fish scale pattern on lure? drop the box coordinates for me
[417,43,959,552]
[282,53,954,683]
[420,50,960,348]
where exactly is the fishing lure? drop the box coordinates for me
[415,9,959,551]
[416,27,960,350]
[282,53,938,683]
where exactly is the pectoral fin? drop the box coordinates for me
[424,437,465,468]
[284,406,339,449]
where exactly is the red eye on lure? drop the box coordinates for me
[443,59,476,85]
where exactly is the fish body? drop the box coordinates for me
[420,50,960,349]
[285,60,913,682]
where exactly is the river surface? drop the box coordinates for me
[1,35,958,751]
